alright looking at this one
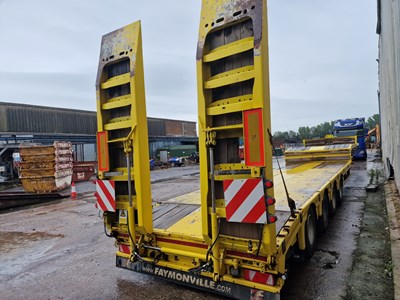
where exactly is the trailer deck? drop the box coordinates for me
[151,156,351,238]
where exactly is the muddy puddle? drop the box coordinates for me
[0,231,64,279]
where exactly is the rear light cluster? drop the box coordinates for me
[264,179,277,224]
[244,269,275,286]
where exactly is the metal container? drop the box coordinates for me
[19,142,73,193]
[72,162,96,182]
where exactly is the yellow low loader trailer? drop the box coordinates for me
[94,1,352,299]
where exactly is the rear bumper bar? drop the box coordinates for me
[116,256,280,300]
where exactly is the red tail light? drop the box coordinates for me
[268,215,277,224]
[265,196,275,206]
[264,180,274,189]
[244,269,275,286]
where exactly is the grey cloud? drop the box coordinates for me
[0,0,378,132]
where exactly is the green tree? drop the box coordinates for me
[366,114,379,129]
[306,121,334,138]
[298,126,312,140]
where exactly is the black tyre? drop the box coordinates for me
[329,189,338,217]
[337,181,344,206]
[305,206,317,259]
[318,195,329,235]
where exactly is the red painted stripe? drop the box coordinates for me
[242,196,265,223]
[108,180,116,210]
[109,180,115,189]
[157,237,208,249]
[96,196,108,211]
[119,244,130,254]
[223,179,234,192]
[98,180,115,210]
[225,179,261,220]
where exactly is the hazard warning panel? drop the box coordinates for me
[223,178,266,224]
[95,180,116,212]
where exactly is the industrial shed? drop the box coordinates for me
[147,117,197,158]
[0,102,197,179]
[0,102,97,138]
[377,0,400,190]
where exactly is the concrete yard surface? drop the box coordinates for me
[0,152,398,299]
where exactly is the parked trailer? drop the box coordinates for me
[94,1,353,299]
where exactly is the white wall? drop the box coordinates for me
[378,0,400,189]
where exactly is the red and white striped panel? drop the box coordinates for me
[223,178,266,224]
[119,244,130,255]
[96,180,116,212]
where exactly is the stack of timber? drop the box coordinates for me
[19,142,73,193]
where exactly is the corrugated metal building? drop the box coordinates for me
[147,117,196,137]
[0,102,97,135]
[0,102,197,159]
[147,117,197,158]
[377,0,400,190]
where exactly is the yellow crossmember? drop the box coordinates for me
[206,124,243,131]
[204,66,254,89]
[101,73,130,89]
[102,95,132,110]
[203,37,254,63]
[207,94,254,115]
[104,117,132,130]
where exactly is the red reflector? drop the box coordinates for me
[264,180,273,189]
[266,196,276,206]
[244,269,275,286]
[119,244,130,254]
[268,215,277,224]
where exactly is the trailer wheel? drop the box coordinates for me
[318,195,329,235]
[337,182,344,206]
[329,189,338,217]
[305,207,317,259]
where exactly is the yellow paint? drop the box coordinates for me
[207,94,254,116]
[203,37,254,62]
[104,119,131,131]
[163,190,201,205]
[204,66,255,89]
[286,162,322,174]
[101,73,130,89]
[96,21,153,235]
[165,208,203,238]
[96,2,355,296]
[197,0,276,267]
[102,95,131,110]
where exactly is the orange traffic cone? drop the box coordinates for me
[71,182,77,199]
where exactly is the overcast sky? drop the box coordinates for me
[0,1,378,132]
